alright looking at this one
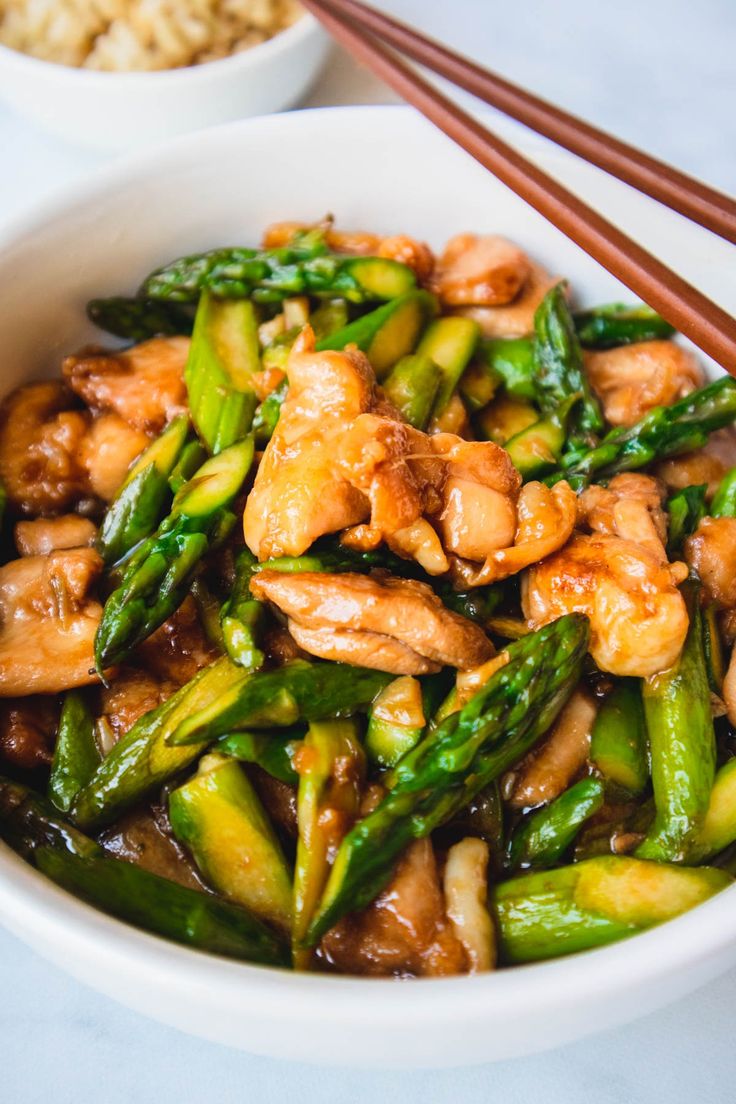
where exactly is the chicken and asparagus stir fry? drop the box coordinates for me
[1,217,735,977]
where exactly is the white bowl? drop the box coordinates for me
[0,14,329,151]
[0,106,735,1068]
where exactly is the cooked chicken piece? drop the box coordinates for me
[724,648,736,727]
[427,391,471,436]
[0,548,103,696]
[454,261,560,338]
[99,806,203,889]
[685,517,736,609]
[250,570,494,675]
[386,518,450,576]
[656,427,736,499]
[431,435,520,560]
[0,696,58,769]
[77,412,150,500]
[443,837,494,972]
[0,382,90,515]
[584,341,702,427]
[578,472,669,562]
[377,235,435,282]
[250,766,298,837]
[136,596,218,686]
[452,480,577,587]
[63,336,189,433]
[319,839,468,977]
[261,221,434,280]
[507,688,597,808]
[524,534,689,677]
[98,667,178,746]
[243,328,379,558]
[15,514,96,556]
[433,233,530,307]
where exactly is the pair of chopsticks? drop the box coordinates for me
[301,0,736,377]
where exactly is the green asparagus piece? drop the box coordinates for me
[533,284,603,443]
[447,780,505,855]
[590,680,649,795]
[364,676,446,770]
[504,393,580,480]
[549,377,736,491]
[169,659,393,747]
[435,583,502,625]
[305,614,589,946]
[190,577,226,651]
[316,290,436,379]
[702,602,726,694]
[417,316,480,416]
[185,292,260,454]
[0,777,288,964]
[219,547,265,671]
[169,754,293,932]
[636,587,716,862]
[491,856,731,964]
[215,727,304,785]
[481,337,537,401]
[95,438,254,671]
[97,414,191,566]
[666,483,708,556]
[690,758,736,862]
[310,298,350,339]
[167,439,208,494]
[86,297,194,340]
[253,379,288,446]
[382,354,442,429]
[48,691,101,814]
[508,777,605,871]
[142,246,416,304]
[458,358,502,412]
[711,466,736,518]
[293,719,365,967]
[574,302,675,348]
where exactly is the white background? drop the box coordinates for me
[1,1,735,1100]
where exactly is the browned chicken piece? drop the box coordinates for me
[0,696,59,769]
[433,233,530,307]
[577,472,670,566]
[0,548,104,696]
[98,667,178,747]
[442,837,494,971]
[15,514,96,556]
[319,839,468,977]
[63,336,189,433]
[507,688,597,808]
[250,766,298,837]
[452,480,577,587]
[656,427,736,499]
[455,261,560,338]
[584,341,702,427]
[250,570,494,675]
[136,596,218,686]
[524,534,688,677]
[76,412,150,500]
[99,806,203,889]
[724,649,736,728]
[0,381,91,515]
[685,517,736,609]
[377,235,435,282]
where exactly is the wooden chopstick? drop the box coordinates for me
[315,0,736,245]
[301,0,736,377]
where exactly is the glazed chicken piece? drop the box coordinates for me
[0,382,91,515]
[98,667,178,748]
[432,233,530,307]
[63,336,189,433]
[524,534,688,677]
[507,688,597,808]
[577,473,669,558]
[99,806,203,889]
[136,596,219,686]
[0,548,104,695]
[455,261,560,339]
[15,514,96,556]
[319,839,469,977]
[250,570,494,675]
[656,426,736,499]
[685,517,736,610]
[442,837,494,972]
[584,341,702,427]
[0,696,59,769]
[76,412,150,500]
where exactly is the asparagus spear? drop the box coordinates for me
[293,719,365,967]
[253,379,289,446]
[304,614,589,946]
[316,290,436,379]
[215,727,304,785]
[362,676,452,770]
[169,754,293,932]
[702,602,726,694]
[97,414,191,566]
[573,302,675,348]
[533,284,603,444]
[141,246,416,304]
[481,337,538,401]
[711,466,736,518]
[382,354,442,429]
[666,483,708,556]
[167,439,208,494]
[435,583,502,625]
[219,547,266,671]
[590,680,649,795]
[86,297,195,340]
[549,377,736,491]
[185,292,260,454]
[492,856,731,964]
[507,777,605,871]
[504,393,580,480]
[417,316,480,417]
[95,438,254,671]
[636,587,716,862]
[48,691,101,814]
[0,777,288,965]
[690,758,736,862]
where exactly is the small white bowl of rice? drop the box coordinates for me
[0,1,330,150]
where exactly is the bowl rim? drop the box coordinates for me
[0,103,734,1037]
[0,9,321,85]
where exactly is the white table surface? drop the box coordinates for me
[1,1,735,1099]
